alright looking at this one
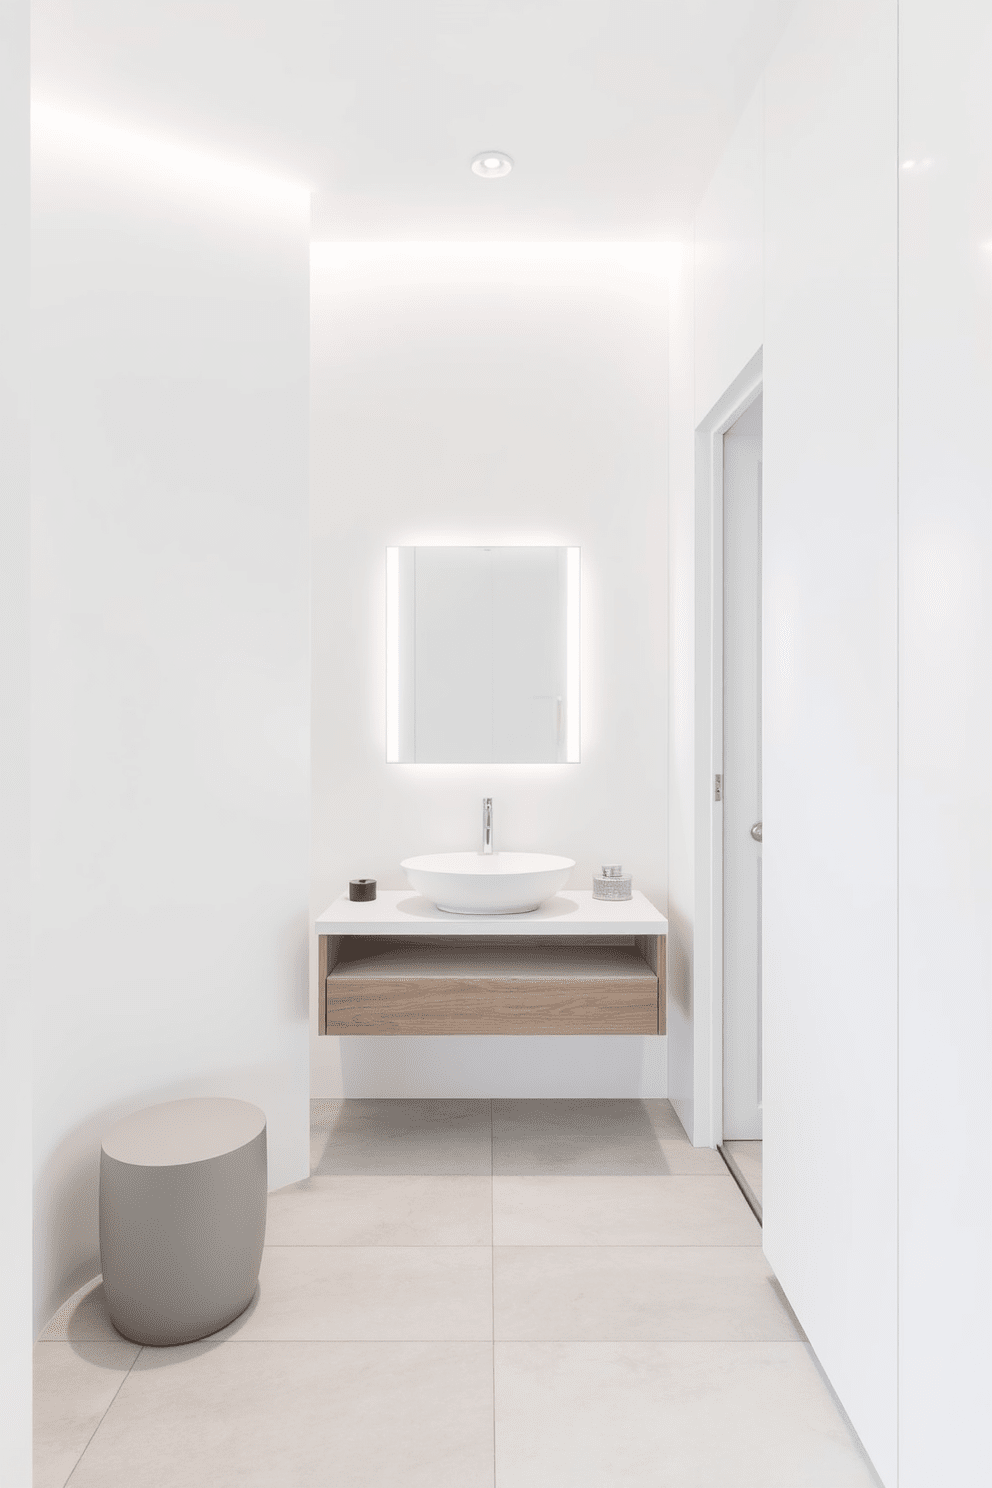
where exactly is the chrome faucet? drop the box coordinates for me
[482,797,493,855]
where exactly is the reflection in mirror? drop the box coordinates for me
[386,546,580,763]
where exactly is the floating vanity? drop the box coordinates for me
[315,890,668,1037]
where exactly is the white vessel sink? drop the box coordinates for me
[401,851,575,915]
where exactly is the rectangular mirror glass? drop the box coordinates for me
[386,545,580,763]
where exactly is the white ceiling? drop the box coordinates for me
[32,1,798,240]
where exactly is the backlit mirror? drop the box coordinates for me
[386,546,580,763]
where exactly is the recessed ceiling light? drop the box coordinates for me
[471,151,513,179]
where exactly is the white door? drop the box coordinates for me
[723,395,763,1139]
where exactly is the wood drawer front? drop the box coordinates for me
[319,933,666,1036]
[324,974,659,1036]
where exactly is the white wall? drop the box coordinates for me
[763,5,899,1481]
[664,247,695,1137]
[897,2,992,1480]
[693,85,764,427]
[31,112,312,1333]
[311,244,670,1097]
[670,1,900,1479]
[671,2,992,1483]
[1,1,32,1476]
[667,86,765,1145]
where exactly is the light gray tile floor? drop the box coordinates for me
[35,1099,880,1487]
[492,1174,763,1245]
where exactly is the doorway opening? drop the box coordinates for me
[686,347,762,1197]
[720,394,763,1219]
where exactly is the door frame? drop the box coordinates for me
[692,347,763,1148]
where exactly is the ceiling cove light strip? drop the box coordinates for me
[566,547,581,764]
[311,242,680,272]
[31,100,313,206]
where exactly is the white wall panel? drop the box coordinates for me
[898,3,992,1481]
[666,248,696,1137]
[311,246,669,1098]
[670,78,765,1150]
[671,2,992,1479]
[31,122,312,1332]
[694,87,764,426]
[762,3,899,1480]
[0,0,32,1472]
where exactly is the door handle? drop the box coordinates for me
[750,822,762,843]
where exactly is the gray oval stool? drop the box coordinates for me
[99,1097,267,1346]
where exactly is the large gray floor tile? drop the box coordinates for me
[33,1341,140,1488]
[494,1246,802,1341]
[266,1174,492,1245]
[210,1244,493,1341]
[492,1098,702,1175]
[494,1342,880,1487]
[493,1175,762,1245]
[311,1098,492,1175]
[67,1341,495,1488]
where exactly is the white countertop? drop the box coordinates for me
[316,888,668,937]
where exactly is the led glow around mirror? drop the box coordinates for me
[385,545,580,764]
[566,545,580,763]
[385,545,400,761]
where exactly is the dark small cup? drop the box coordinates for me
[349,878,376,902]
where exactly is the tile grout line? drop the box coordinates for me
[483,1243,765,1250]
[471,1338,790,1348]
[63,1342,144,1486]
[51,1335,811,1346]
[289,1172,737,1183]
[260,1242,764,1249]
